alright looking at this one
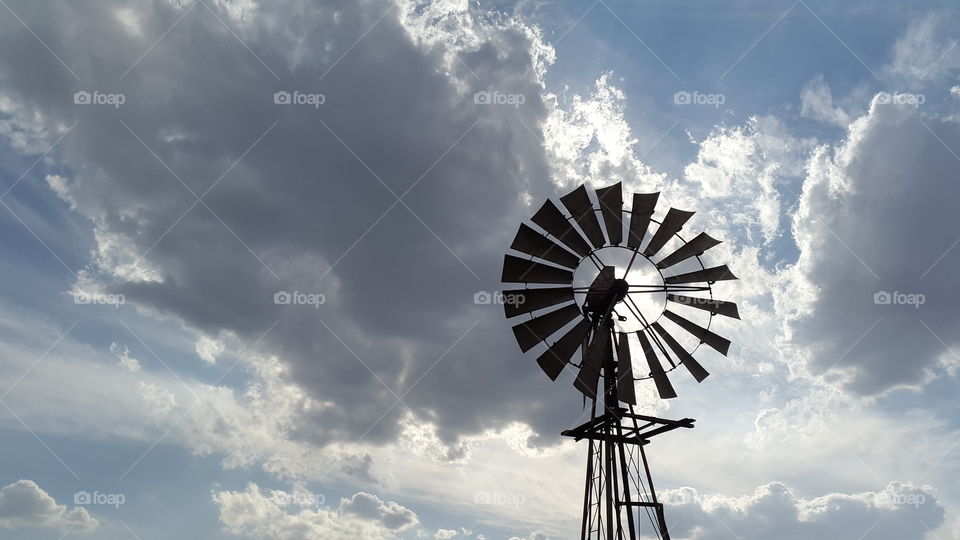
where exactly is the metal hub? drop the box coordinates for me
[610,278,629,301]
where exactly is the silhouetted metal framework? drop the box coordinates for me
[563,308,694,539]
[502,182,739,540]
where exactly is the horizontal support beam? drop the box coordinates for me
[621,413,696,428]
[561,413,696,442]
[619,502,664,508]
[559,431,650,445]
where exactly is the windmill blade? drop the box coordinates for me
[627,192,659,249]
[502,254,574,284]
[574,327,611,399]
[642,326,675,369]
[615,332,636,405]
[643,208,695,258]
[667,294,740,320]
[503,287,574,319]
[652,322,710,382]
[531,199,592,257]
[560,184,606,249]
[636,330,677,399]
[511,223,580,269]
[595,182,623,246]
[512,303,583,353]
[585,266,615,313]
[536,318,590,380]
[656,232,721,270]
[662,310,731,356]
[663,265,737,284]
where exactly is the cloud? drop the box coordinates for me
[681,117,790,246]
[0,0,798,476]
[883,13,960,88]
[661,481,944,540]
[0,479,98,532]
[110,341,141,372]
[783,93,960,395]
[542,72,664,190]
[195,334,225,364]
[801,74,853,127]
[0,0,574,453]
[341,491,419,530]
[426,528,487,540]
[212,484,417,539]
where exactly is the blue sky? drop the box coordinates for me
[1,0,959,538]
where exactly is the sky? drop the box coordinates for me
[0,0,959,538]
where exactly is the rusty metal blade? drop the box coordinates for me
[511,303,582,352]
[636,330,677,399]
[501,254,574,284]
[656,232,721,269]
[652,322,710,382]
[662,309,731,356]
[536,318,590,380]
[511,223,580,269]
[627,192,659,249]
[503,287,574,319]
[663,265,737,284]
[560,184,606,249]
[666,294,740,320]
[596,182,623,246]
[574,327,610,398]
[644,207,695,258]
[531,199,592,257]
[615,332,636,405]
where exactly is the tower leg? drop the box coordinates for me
[566,411,691,540]
[605,430,614,539]
[615,420,637,539]
[581,438,593,540]
[639,444,669,540]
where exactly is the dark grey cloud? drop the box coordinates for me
[786,97,960,395]
[0,0,585,452]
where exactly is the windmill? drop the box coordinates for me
[501,182,739,539]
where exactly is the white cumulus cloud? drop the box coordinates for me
[0,479,98,532]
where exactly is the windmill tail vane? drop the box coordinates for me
[500,181,739,539]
